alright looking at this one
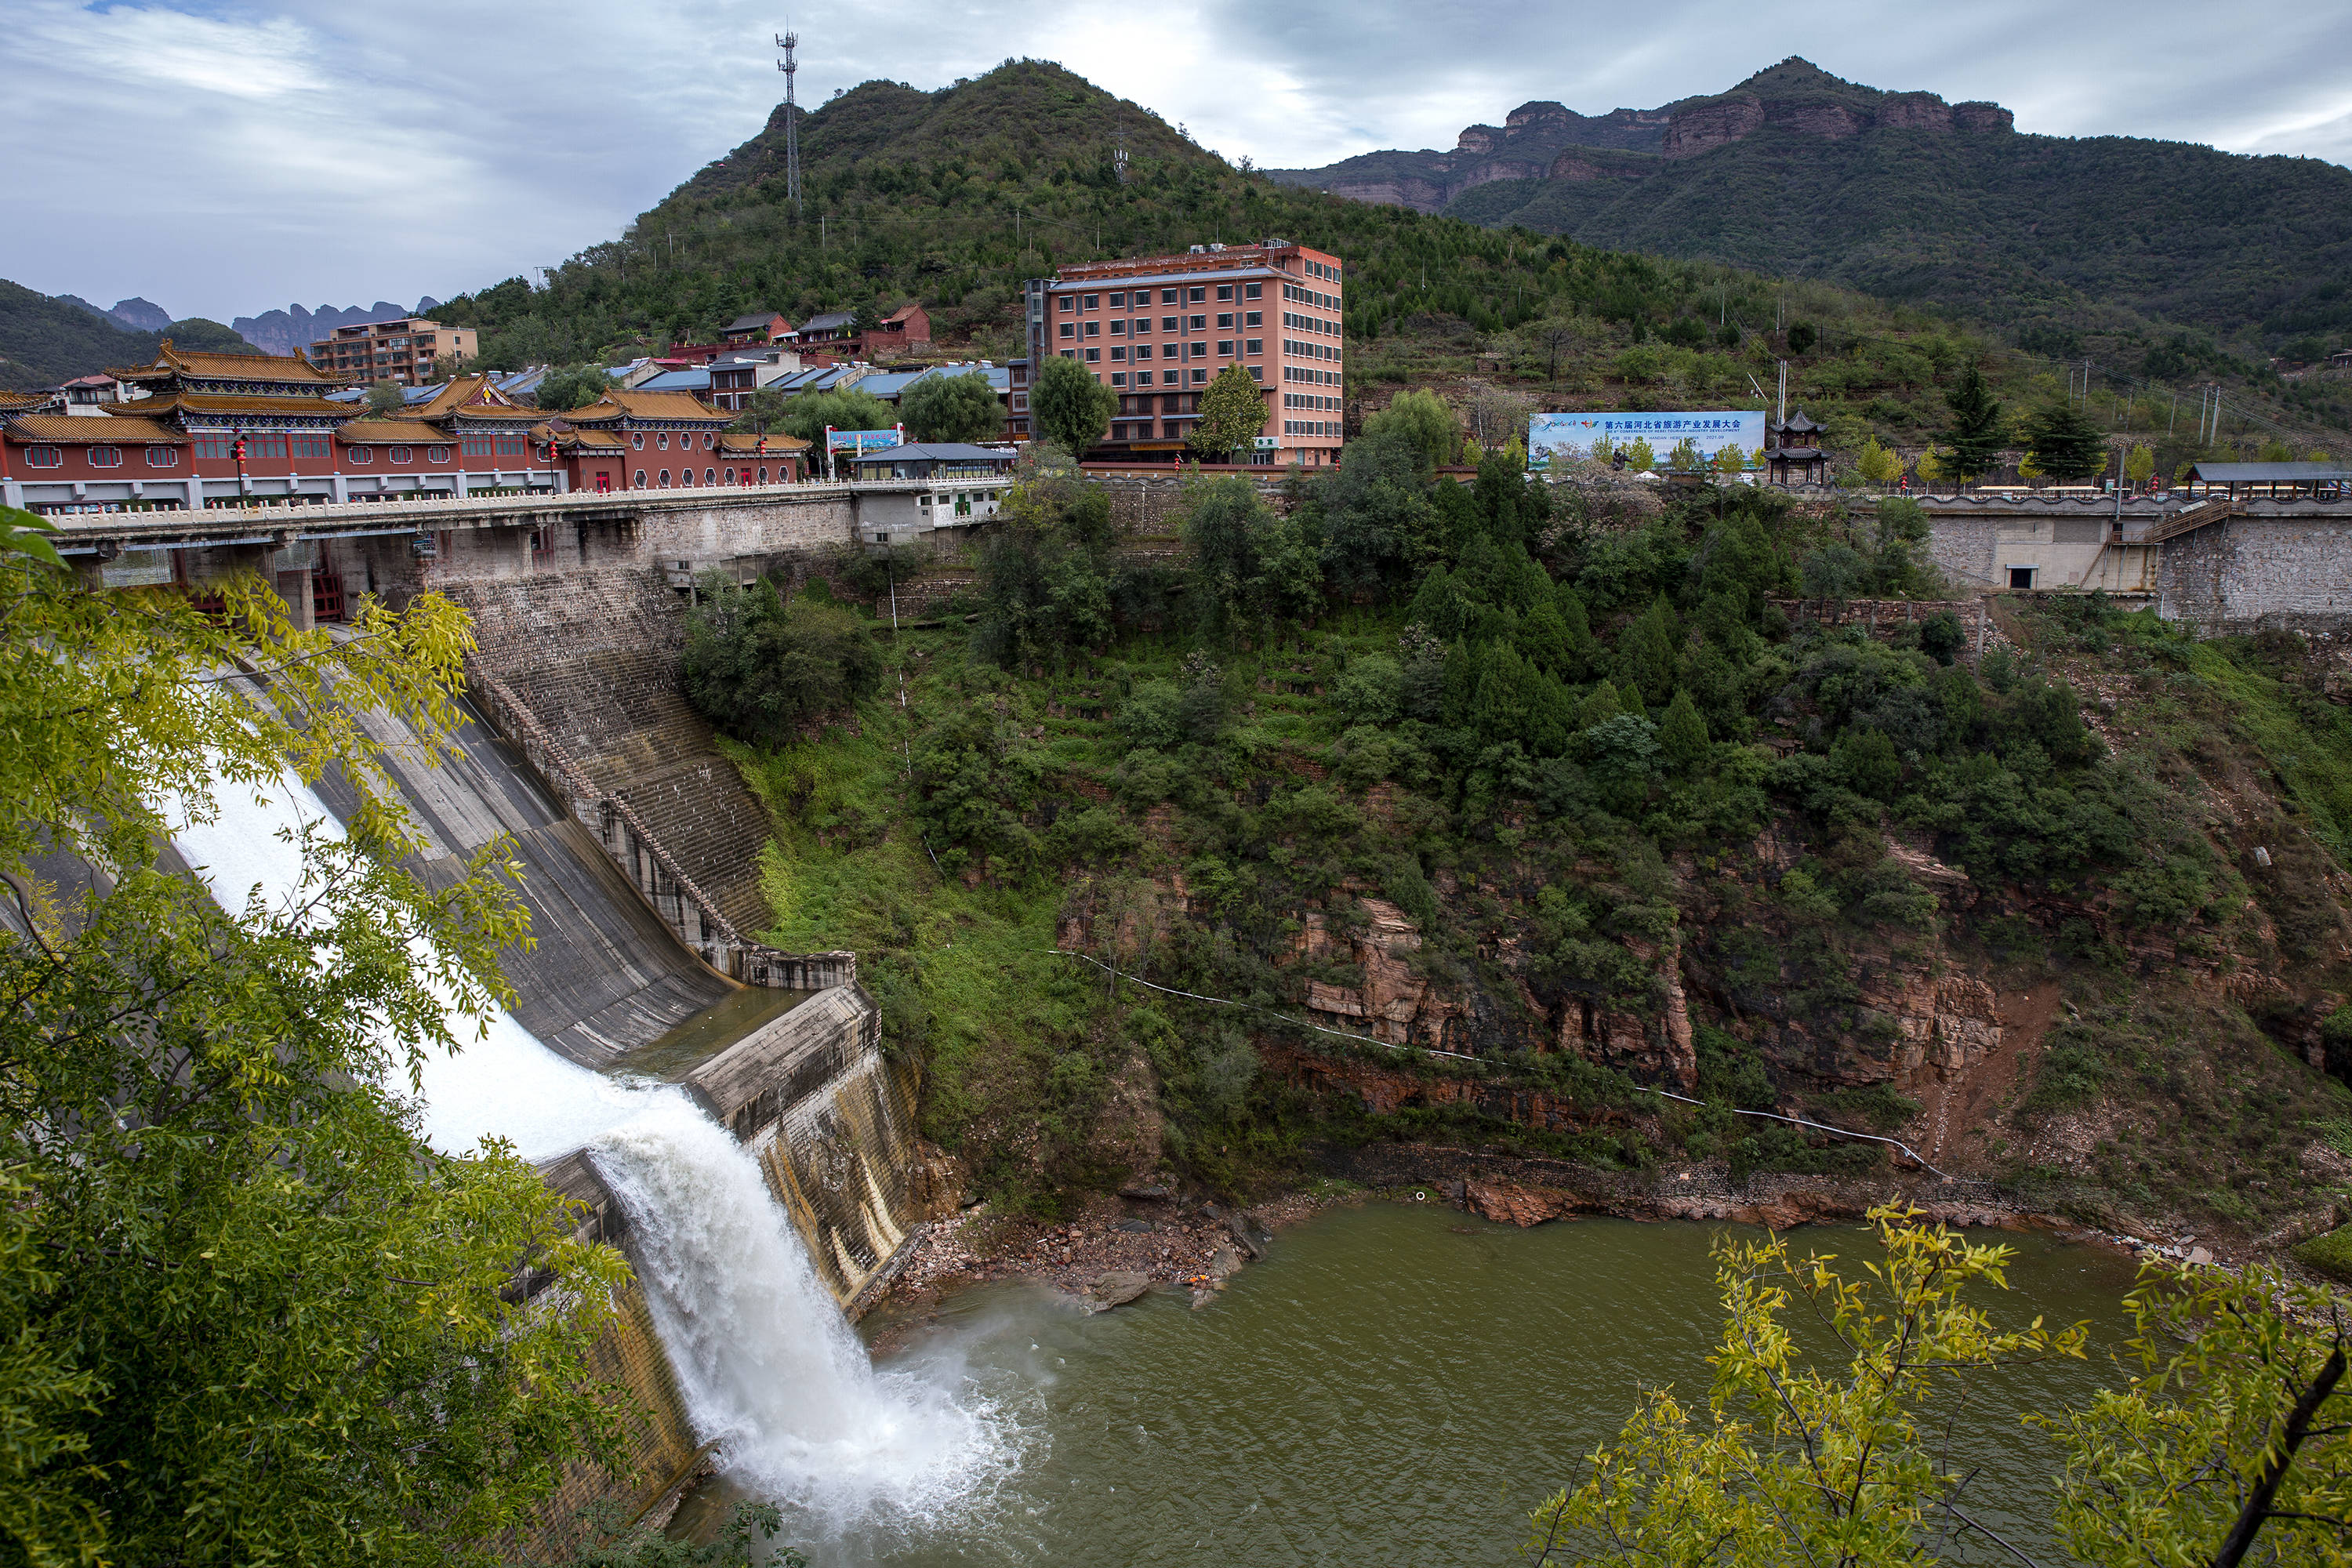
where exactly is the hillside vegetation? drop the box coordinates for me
[0,278,257,389]
[430,61,2345,467]
[702,452,2352,1248]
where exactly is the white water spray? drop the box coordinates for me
[172,769,1013,1526]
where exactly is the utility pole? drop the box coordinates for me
[1776,359,1787,425]
[775,23,803,214]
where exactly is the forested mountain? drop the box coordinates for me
[1272,57,2352,351]
[0,280,256,389]
[427,60,2344,464]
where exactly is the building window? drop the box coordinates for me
[144,445,178,467]
[1084,321,1100,337]
[1246,338,1263,356]
[1189,315,1205,331]
[631,434,644,450]
[1218,340,1234,357]
[659,470,670,487]
[1059,296,1074,312]
[292,435,330,459]
[1111,373,1127,387]
[390,445,412,463]
[194,437,231,461]
[1163,369,1182,385]
[1188,287,1204,302]
[657,434,670,450]
[1108,292,1125,307]
[758,466,769,484]
[1249,366,1263,382]
[1059,322,1075,339]
[347,445,372,465]
[1218,285,1233,301]
[250,435,286,459]
[1131,318,1150,334]
[1191,368,1207,383]
[1161,289,1178,304]
[634,469,647,488]
[1217,314,1233,330]
[495,434,526,456]
[1082,294,1098,310]
[1061,349,1076,358]
[25,445,61,468]
[1110,347,1127,362]
[1245,311,1262,328]
[1244,282,1262,299]
[427,445,449,463]
[2008,567,2036,590]
[704,467,715,485]
[1109,320,1126,336]
[462,434,493,456]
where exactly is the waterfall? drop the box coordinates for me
[170,769,1013,1532]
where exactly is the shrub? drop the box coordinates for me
[680,577,883,742]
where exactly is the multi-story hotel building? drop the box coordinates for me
[307,317,479,386]
[1025,238,1346,466]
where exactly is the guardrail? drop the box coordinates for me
[470,671,853,992]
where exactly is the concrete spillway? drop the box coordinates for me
[167,684,998,1537]
[307,693,744,1067]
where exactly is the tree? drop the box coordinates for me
[1943,360,2006,482]
[680,576,884,742]
[972,466,1119,666]
[1666,437,1704,474]
[2125,443,2156,489]
[2044,1263,2351,1568]
[1613,593,1681,706]
[2019,450,2047,487]
[1787,320,1818,354]
[1362,389,1458,474]
[0,526,628,1566]
[364,379,405,416]
[1189,364,1266,463]
[1915,447,1948,487]
[2025,401,2110,483]
[899,369,1004,445]
[1032,354,1115,456]
[1624,436,1657,473]
[1525,1204,2089,1568]
[1657,688,1709,774]
[1465,387,1535,454]
[1857,436,1903,488]
[1711,442,1747,478]
[536,364,613,412]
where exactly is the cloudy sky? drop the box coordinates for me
[10,0,2350,323]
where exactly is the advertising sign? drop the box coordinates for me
[824,426,906,454]
[1528,410,1765,470]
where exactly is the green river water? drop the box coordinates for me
[694,1201,2143,1565]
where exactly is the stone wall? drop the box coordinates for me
[1772,597,1991,662]
[2158,515,2352,631]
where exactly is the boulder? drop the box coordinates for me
[1085,1270,1153,1312]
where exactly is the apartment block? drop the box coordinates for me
[1025,238,1345,466]
[308,317,479,385]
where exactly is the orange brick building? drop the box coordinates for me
[1025,238,1345,466]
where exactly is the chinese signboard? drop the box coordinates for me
[1527,410,1765,470]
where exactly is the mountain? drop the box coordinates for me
[230,299,440,357]
[0,280,259,389]
[1271,57,2352,348]
[54,294,176,333]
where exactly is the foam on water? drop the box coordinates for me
[172,769,1015,1530]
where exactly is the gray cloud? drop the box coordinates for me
[6,0,2347,321]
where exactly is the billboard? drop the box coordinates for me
[1529,410,1765,470]
[824,426,906,454]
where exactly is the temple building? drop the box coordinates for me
[1765,409,1829,487]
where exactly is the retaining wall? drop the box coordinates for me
[681,986,942,1310]
[2158,515,2352,631]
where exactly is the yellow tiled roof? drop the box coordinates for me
[5,416,186,443]
[110,341,341,384]
[717,430,808,452]
[106,393,349,418]
[411,372,524,419]
[565,390,724,423]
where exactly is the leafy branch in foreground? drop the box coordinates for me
[1526,1202,2089,1566]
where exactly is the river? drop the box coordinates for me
[679,1200,2142,1565]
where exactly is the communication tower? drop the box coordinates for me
[774,24,803,213]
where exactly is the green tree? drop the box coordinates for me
[2026,400,2111,483]
[1657,688,1709,774]
[1943,360,2006,482]
[2125,443,2156,488]
[1624,436,1657,473]
[680,576,884,742]
[1525,1204,2088,1567]
[364,379,405,416]
[1613,593,1681,706]
[535,363,613,412]
[1666,437,1704,473]
[1857,435,1902,488]
[899,369,1005,445]
[1032,354,1116,456]
[1362,388,1459,475]
[1787,320,1818,354]
[1190,363,1268,463]
[972,466,1118,666]
[0,532,628,1566]
[2044,1264,2351,1568]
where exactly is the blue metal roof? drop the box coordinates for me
[855,371,927,401]
[636,368,712,392]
